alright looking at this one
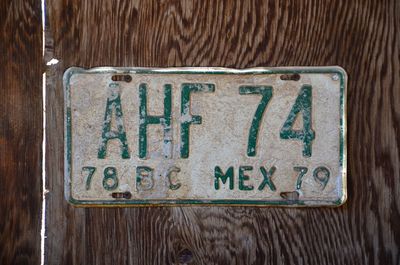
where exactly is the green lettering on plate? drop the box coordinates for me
[180,83,215,158]
[98,83,130,159]
[214,166,234,190]
[138,83,172,159]
[294,166,308,190]
[103,166,118,191]
[280,85,315,157]
[239,86,273,157]
[239,166,254,191]
[259,166,276,191]
[136,166,154,191]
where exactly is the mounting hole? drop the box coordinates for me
[280,191,300,200]
[111,191,132,199]
[111,74,132,82]
[280,73,300,81]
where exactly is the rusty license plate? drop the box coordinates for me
[64,67,347,207]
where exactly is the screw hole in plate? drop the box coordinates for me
[280,73,300,81]
[111,74,132,82]
[111,191,132,199]
[280,191,300,201]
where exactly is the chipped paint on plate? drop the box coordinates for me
[64,67,347,207]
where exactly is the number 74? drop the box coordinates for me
[239,85,315,157]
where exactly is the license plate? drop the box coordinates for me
[64,67,347,207]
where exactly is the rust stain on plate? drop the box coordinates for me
[64,67,347,207]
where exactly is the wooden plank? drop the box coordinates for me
[46,0,400,264]
[0,0,43,264]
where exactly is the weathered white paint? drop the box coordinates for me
[65,67,347,206]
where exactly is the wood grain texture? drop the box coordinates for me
[0,0,43,264]
[46,0,400,264]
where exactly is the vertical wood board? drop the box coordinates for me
[0,0,43,264]
[45,1,400,264]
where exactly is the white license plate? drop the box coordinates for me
[64,67,347,207]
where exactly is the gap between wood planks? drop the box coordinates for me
[41,0,60,262]
[41,0,55,263]
[40,0,46,263]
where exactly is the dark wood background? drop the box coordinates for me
[1,0,399,264]
[0,0,42,264]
